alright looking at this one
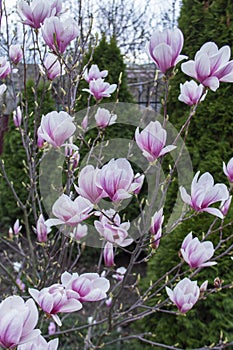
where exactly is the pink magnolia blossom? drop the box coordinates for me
[147,27,187,74]
[9,44,23,64]
[181,232,217,268]
[103,241,115,267]
[13,106,22,128]
[105,297,112,307]
[61,271,110,302]
[180,171,229,219]
[36,214,51,242]
[75,165,106,204]
[97,158,143,202]
[84,64,108,83]
[94,107,117,129]
[71,223,88,241]
[29,284,82,326]
[181,42,233,91]
[112,266,127,281]
[223,157,233,182]
[132,173,145,195]
[37,111,76,148]
[94,209,133,247]
[178,80,206,106]
[83,78,117,100]
[17,335,59,350]
[150,208,164,249]
[13,219,22,235]
[41,16,79,54]
[166,278,200,313]
[0,57,11,79]
[50,0,62,16]
[17,0,52,29]
[45,194,93,228]
[220,195,232,216]
[40,53,65,80]
[135,121,176,162]
[0,296,40,349]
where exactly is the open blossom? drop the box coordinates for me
[94,107,117,129]
[29,284,82,326]
[0,296,40,349]
[17,335,59,350]
[181,42,233,91]
[94,209,133,247]
[166,278,200,313]
[83,78,117,100]
[61,271,110,302]
[180,171,229,219]
[70,223,88,241]
[223,157,233,182]
[147,27,187,74]
[0,57,11,79]
[75,165,106,204]
[97,158,143,202]
[103,242,115,267]
[36,214,51,242]
[41,53,65,80]
[37,111,76,148]
[150,208,164,249]
[84,64,108,83]
[17,0,52,29]
[9,44,23,64]
[135,121,176,162]
[42,16,79,54]
[45,194,93,228]
[181,232,217,268]
[13,106,22,127]
[178,80,206,106]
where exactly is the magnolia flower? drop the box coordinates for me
[13,219,22,234]
[40,53,65,80]
[9,44,23,64]
[0,57,11,79]
[166,278,200,313]
[37,111,76,148]
[135,121,176,162]
[147,27,187,74]
[105,297,112,307]
[97,158,143,202]
[48,322,56,335]
[61,271,110,302]
[181,232,217,268]
[13,106,22,128]
[17,335,59,350]
[36,214,51,242]
[223,157,233,182]
[71,223,88,241]
[181,42,233,91]
[17,0,52,28]
[112,267,127,281]
[150,208,164,249]
[84,64,108,83]
[29,284,82,326]
[75,165,106,204]
[180,171,229,219]
[0,296,40,349]
[220,196,232,216]
[178,80,206,106]
[45,194,93,228]
[94,107,117,129]
[94,209,133,247]
[83,78,117,100]
[103,241,115,267]
[42,16,79,54]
